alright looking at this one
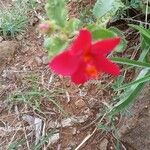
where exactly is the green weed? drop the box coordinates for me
[0,0,36,37]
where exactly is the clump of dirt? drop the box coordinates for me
[0,40,20,70]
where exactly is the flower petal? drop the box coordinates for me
[92,37,121,55]
[70,29,92,55]
[94,55,120,76]
[49,51,79,76]
[71,63,90,84]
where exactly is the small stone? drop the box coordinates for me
[55,82,61,87]
[71,115,89,124]
[69,141,77,147]
[64,147,72,150]
[0,36,3,42]
[42,55,49,65]
[114,116,119,121]
[61,118,72,127]
[77,130,80,134]
[16,34,23,41]
[2,70,16,80]
[99,138,108,150]
[75,99,86,108]
[35,56,42,66]
[71,127,77,135]
[48,133,60,145]
[109,146,114,150]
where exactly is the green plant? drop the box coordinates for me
[93,0,124,25]
[31,130,57,150]
[7,130,57,150]
[93,0,150,25]
[7,73,67,115]
[0,0,34,37]
[108,25,150,116]
[8,139,26,150]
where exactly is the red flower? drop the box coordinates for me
[49,29,121,84]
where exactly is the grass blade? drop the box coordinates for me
[108,42,150,116]
[108,68,149,116]
[111,57,150,69]
[115,73,150,90]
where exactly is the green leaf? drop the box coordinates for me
[129,24,150,44]
[111,57,150,69]
[92,28,114,40]
[44,37,51,50]
[139,40,149,60]
[112,76,124,90]
[64,18,80,35]
[108,69,149,116]
[108,42,150,116]
[130,0,142,9]
[116,73,150,90]
[45,0,68,27]
[93,0,114,18]
[45,36,67,58]
[87,24,99,31]
[93,0,124,22]
[8,139,26,150]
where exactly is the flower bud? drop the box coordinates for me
[38,21,55,35]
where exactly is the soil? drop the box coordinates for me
[119,84,150,150]
[0,0,150,150]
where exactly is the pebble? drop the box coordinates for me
[48,133,60,145]
[55,82,61,87]
[2,70,16,80]
[35,56,42,66]
[71,127,77,135]
[42,55,49,65]
[75,99,86,108]
[64,147,72,150]
[99,138,109,150]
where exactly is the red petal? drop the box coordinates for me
[49,51,79,76]
[92,37,121,55]
[94,55,120,76]
[71,63,90,84]
[70,29,92,55]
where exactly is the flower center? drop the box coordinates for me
[85,64,98,77]
[83,51,93,62]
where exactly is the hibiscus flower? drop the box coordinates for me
[49,29,121,84]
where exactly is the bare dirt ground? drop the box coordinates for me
[0,0,150,150]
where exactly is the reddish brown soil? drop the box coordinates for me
[0,1,149,150]
[0,1,115,149]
